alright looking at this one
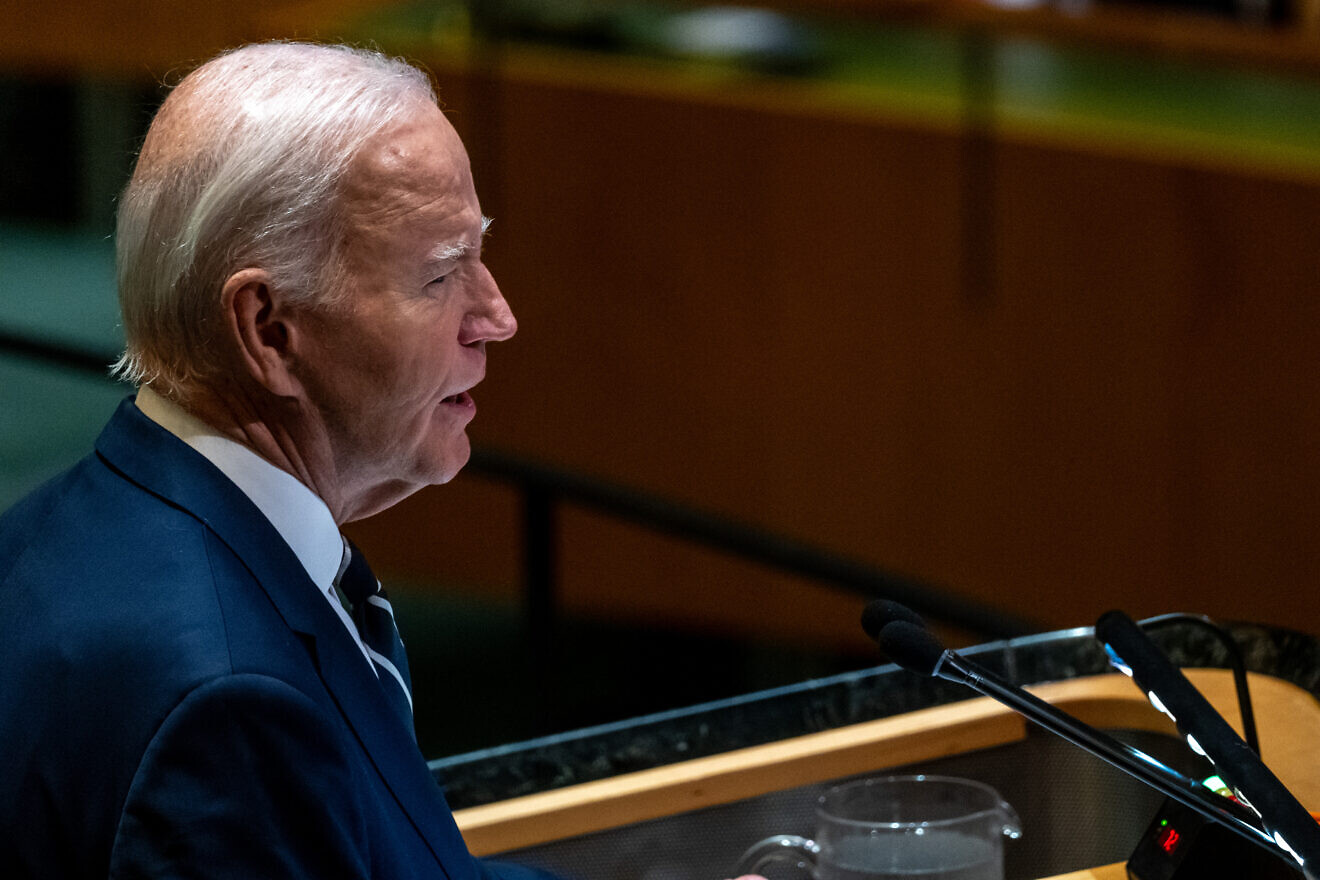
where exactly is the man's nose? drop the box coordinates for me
[462,265,517,344]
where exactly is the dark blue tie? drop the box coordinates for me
[335,539,415,739]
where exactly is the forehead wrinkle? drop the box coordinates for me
[340,110,471,228]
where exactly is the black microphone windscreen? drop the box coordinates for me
[860,599,926,640]
[877,620,947,676]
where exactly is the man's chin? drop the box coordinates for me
[339,436,472,522]
[425,435,472,486]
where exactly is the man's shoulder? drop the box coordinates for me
[0,399,189,564]
[0,398,267,594]
[0,430,288,675]
[0,462,79,577]
[0,443,203,583]
[0,434,322,751]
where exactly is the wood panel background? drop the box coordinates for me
[346,49,1320,654]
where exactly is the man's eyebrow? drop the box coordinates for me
[428,217,494,263]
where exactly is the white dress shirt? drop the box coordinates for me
[135,386,376,672]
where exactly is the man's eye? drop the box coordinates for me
[429,274,449,285]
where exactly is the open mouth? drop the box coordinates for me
[441,391,473,407]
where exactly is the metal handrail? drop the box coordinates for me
[469,447,1038,638]
[0,327,116,375]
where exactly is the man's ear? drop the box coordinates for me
[222,269,304,397]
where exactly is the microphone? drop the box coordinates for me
[861,601,1296,870]
[1096,609,1320,875]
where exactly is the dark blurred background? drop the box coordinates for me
[4,0,1320,761]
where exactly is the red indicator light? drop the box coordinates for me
[1156,825,1181,854]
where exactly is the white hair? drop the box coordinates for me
[112,42,438,395]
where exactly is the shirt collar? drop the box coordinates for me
[134,385,343,590]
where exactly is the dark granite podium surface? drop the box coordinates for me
[431,620,1320,811]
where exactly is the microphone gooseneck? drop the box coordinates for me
[861,600,1292,867]
[1097,609,1320,874]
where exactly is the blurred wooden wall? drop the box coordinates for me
[345,48,1320,653]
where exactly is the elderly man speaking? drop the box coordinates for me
[0,42,556,879]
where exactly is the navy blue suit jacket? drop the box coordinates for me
[0,398,554,879]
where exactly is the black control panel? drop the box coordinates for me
[1128,797,1303,880]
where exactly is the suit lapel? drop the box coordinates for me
[96,398,470,873]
